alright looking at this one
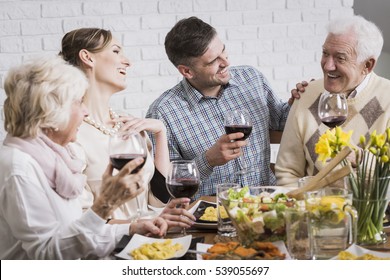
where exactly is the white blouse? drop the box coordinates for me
[0,145,129,259]
[73,122,164,220]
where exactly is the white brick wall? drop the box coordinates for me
[0,0,355,141]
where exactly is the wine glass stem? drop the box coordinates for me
[136,196,141,218]
[180,203,187,235]
[239,148,247,170]
[128,196,142,222]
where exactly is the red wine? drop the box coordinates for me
[321,116,347,128]
[166,179,200,198]
[225,125,252,140]
[110,153,146,173]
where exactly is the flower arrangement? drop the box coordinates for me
[315,127,390,245]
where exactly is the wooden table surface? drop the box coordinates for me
[170,196,390,251]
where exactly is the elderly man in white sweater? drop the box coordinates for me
[276,15,390,186]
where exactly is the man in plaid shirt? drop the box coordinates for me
[147,17,302,197]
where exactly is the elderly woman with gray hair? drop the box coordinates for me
[0,57,167,259]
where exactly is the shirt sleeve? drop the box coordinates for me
[146,106,214,181]
[1,172,129,259]
[260,73,291,131]
[149,167,170,204]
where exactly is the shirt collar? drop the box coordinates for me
[349,73,371,98]
[181,78,204,107]
[181,73,240,107]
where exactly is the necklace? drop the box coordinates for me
[83,108,122,135]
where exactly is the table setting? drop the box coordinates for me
[113,173,390,260]
[111,144,390,260]
[112,111,390,260]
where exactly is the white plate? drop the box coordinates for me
[331,244,390,259]
[115,234,192,260]
[196,240,291,260]
[189,200,217,229]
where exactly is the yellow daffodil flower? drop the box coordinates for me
[315,126,390,244]
[315,127,353,163]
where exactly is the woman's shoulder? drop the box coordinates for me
[0,145,43,180]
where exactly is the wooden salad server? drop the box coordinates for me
[286,146,353,200]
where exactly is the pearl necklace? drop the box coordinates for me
[83,108,122,135]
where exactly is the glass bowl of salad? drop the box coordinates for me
[219,186,297,246]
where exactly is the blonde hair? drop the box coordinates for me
[4,56,89,138]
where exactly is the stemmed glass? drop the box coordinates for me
[109,131,147,221]
[166,160,200,236]
[318,92,348,128]
[224,109,253,176]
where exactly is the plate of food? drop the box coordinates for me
[115,234,192,260]
[189,200,221,229]
[332,244,390,260]
[196,240,290,260]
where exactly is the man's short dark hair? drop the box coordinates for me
[164,16,217,66]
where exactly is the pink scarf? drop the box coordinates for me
[4,133,86,199]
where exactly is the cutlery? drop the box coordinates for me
[186,249,212,255]
[287,146,353,200]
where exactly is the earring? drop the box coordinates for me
[53,127,59,132]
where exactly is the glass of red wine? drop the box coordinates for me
[166,160,200,236]
[109,131,147,221]
[318,91,348,128]
[224,109,253,176]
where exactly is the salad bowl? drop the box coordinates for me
[219,186,297,246]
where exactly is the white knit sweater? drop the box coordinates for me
[276,73,390,186]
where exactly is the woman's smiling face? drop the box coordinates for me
[92,37,131,93]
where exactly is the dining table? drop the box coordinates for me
[165,196,390,259]
[114,196,390,260]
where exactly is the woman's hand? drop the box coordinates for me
[115,115,166,135]
[115,114,171,177]
[130,217,168,237]
[159,198,196,228]
[91,157,145,219]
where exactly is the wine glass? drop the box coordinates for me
[109,131,147,221]
[318,92,348,128]
[224,109,253,176]
[166,160,200,235]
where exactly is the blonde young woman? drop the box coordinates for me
[0,57,167,259]
[59,28,195,228]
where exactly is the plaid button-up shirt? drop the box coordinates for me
[146,66,290,197]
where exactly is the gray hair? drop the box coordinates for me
[327,15,383,62]
[4,56,89,138]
